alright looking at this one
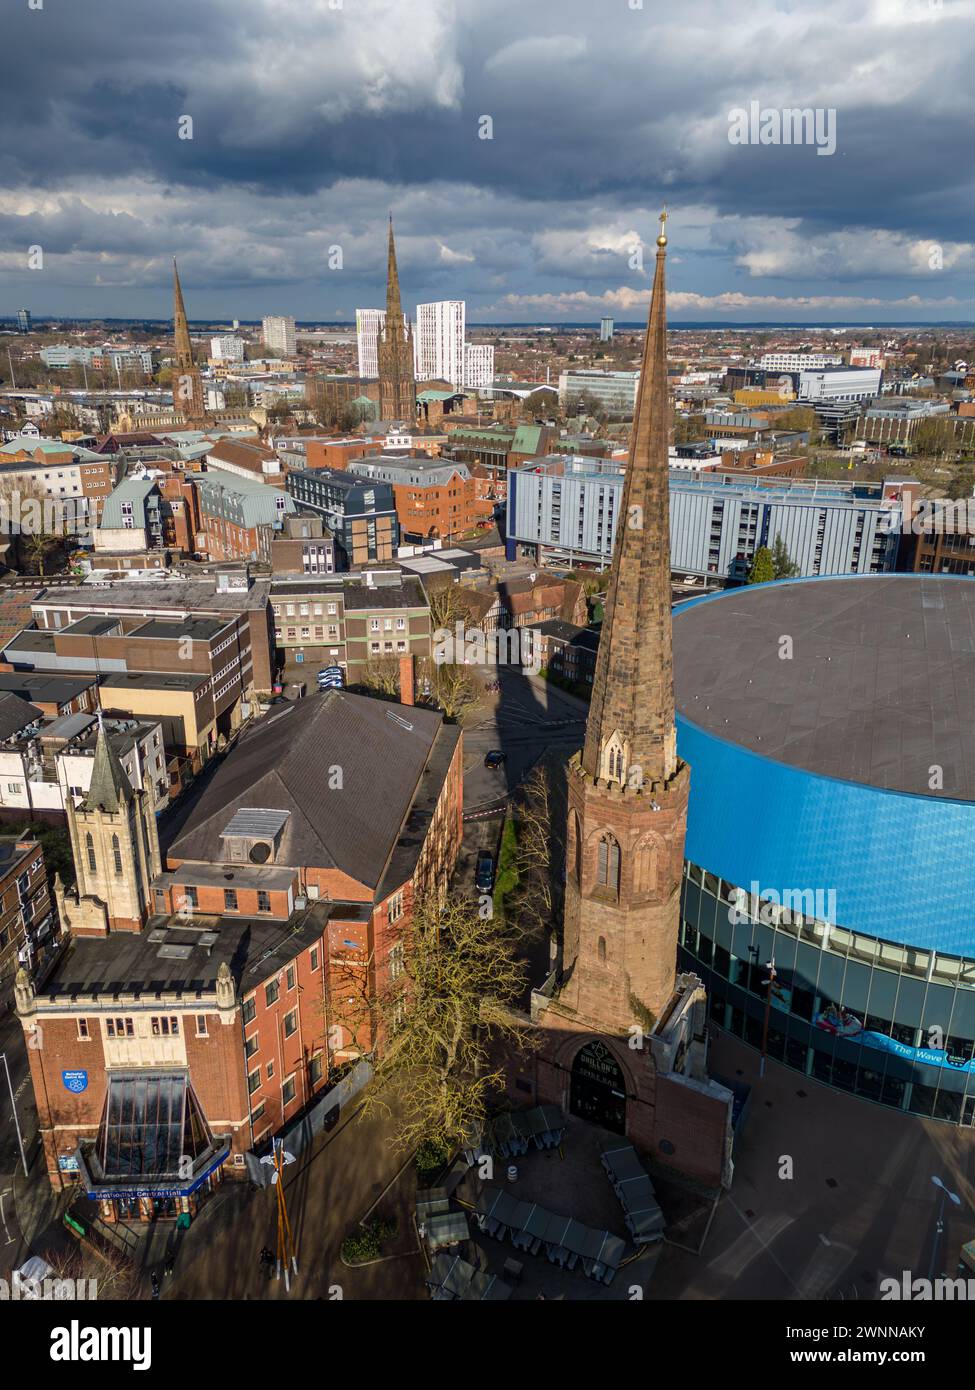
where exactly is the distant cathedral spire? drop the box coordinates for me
[172,258,206,421]
[377,219,415,421]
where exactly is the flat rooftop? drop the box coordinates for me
[673,575,975,801]
[37,899,374,1003]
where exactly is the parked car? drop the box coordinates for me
[484,749,506,769]
[475,851,495,892]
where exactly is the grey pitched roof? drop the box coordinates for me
[168,690,449,892]
[0,690,43,741]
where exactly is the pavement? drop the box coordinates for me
[649,1031,975,1300]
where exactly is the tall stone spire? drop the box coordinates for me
[84,720,133,814]
[385,216,403,322]
[377,218,415,421]
[172,258,205,421]
[582,211,677,791]
[555,211,690,1031]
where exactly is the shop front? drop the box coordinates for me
[74,1068,231,1223]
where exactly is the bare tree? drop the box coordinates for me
[416,655,477,722]
[358,891,530,1153]
[426,581,473,635]
[359,654,402,697]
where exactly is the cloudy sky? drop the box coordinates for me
[2,0,974,323]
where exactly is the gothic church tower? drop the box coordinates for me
[59,720,162,937]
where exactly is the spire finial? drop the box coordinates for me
[657,208,668,249]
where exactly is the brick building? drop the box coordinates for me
[347,454,496,541]
[194,469,295,563]
[270,513,337,577]
[16,692,462,1219]
[270,572,431,678]
[0,834,53,1002]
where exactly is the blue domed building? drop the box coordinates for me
[673,573,975,1124]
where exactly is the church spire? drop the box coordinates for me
[171,257,205,420]
[581,211,677,791]
[172,258,194,372]
[83,720,133,814]
[377,217,416,421]
[385,217,403,323]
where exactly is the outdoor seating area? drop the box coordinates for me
[474,1186,626,1285]
[425,1252,513,1301]
[462,1105,566,1164]
[601,1143,666,1244]
[416,1187,470,1253]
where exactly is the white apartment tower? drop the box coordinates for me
[415,300,466,387]
[464,343,495,390]
[355,308,386,378]
[262,315,297,357]
[210,335,244,363]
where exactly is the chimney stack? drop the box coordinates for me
[399,652,415,706]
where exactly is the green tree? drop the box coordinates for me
[770,534,800,579]
[747,546,775,585]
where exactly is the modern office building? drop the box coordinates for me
[798,367,882,403]
[17,309,32,335]
[355,309,386,378]
[558,369,640,413]
[415,300,466,387]
[506,455,904,579]
[758,352,843,372]
[599,317,614,342]
[286,467,398,567]
[261,315,297,358]
[673,574,975,1127]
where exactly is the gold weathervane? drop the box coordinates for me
[657,208,668,248]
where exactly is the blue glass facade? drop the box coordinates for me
[673,588,975,1121]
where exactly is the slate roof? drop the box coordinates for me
[0,690,43,741]
[168,690,456,892]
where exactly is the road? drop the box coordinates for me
[0,1007,36,1272]
[461,664,587,815]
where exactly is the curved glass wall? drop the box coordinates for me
[679,861,975,1125]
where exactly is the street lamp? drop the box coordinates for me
[928,1175,962,1281]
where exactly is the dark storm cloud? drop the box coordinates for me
[1,0,974,317]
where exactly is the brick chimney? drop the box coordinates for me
[399,652,415,706]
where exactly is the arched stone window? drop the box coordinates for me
[596,834,621,894]
[601,736,625,785]
[112,833,123,876]
[85,832,96,874]
[597,935,607,964]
